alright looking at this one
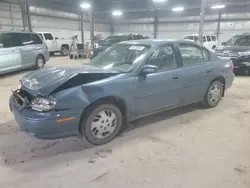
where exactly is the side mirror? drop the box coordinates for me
[55,37,58,40]
[139,65,158,75]
[0,43,3,48]
[221,42,226,46]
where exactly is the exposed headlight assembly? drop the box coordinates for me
[30,97,56,112]
[239,51,250,57]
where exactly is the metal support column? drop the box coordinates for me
[216,12,222,40]
[9,3,14,30]
[80,12,84,44]
[20,2,26,30]
[89,9,94,51]
[25,3,32,32]
[110,20,114,35]
[153,10,158,39]
[198,0,206,44]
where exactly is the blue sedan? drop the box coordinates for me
[10,40,234,145]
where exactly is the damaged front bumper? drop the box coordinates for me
[9,93,83,139]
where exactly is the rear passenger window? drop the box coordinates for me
[206,36,211,42]
[20,34,42,46]
[179,43,203,66]
[211,36,216,41]
[0,33,21,47]
[31,34,43,44]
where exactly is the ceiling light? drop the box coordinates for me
[80,2,91,9]
[112,10,123,16]
[172,6,184,12]
[211,4,225,9]
[153,0,167,3]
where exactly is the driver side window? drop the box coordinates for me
[146,45,176,71]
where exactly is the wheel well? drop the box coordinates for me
[37,54,45,63]
[79,96,127,134]
[61,44,69,49]
[211,76,226,96]
[212,45,216,49]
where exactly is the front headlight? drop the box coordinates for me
[239,51,250,57]
[94,43,100,49]
[30,97,56,112]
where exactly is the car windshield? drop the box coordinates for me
[89,43,151,72]
[103,35,129,44]
[225,36,239,46]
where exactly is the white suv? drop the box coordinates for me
[183,34,218,51]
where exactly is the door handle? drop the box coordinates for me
[172,75,180,79]
[206,69,212,73]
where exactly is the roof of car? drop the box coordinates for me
[0,30,38,35]
[120,39,199,47]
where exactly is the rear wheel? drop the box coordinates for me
[204,80,223,108]
[60,46,69,56]
[34,55,45,69]
[80,104,123,145]
[243,69,249,76]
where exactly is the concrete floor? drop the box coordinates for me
[0,57,249,188]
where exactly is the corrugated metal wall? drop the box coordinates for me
[0,2,23,30]
[0,2,111,43]
[114,13,250,43]
[30,6,110,43]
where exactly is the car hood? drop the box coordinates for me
[216,45,250,52]
[20,65,120,96]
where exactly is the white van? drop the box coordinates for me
[183,34,218,51]
[0,31,49,75]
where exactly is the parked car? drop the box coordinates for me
[0,31,49,75]
[93,33,147,58]
[38,32,72,56]
[215,33,250,76]
[183,34,218,51]
[10,40,234,145]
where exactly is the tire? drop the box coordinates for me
[60,46,69,56]
[81,104,123,145]
[243,69,249,76]
[49,52,55,56]
[69,55,73,59]
[204,80,223,108]
[34,55,45,69]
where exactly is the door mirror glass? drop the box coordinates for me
[140,65,158,75]
[0,43,3,48]
[221,42,226,46]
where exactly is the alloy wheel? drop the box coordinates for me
[208,84,222,104]
[90,110,117,139]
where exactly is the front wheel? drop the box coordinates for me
[34,55,45,69]
[81,104,123,145]
[204,80,223,108]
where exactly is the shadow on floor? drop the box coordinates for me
[0,103,206,170]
